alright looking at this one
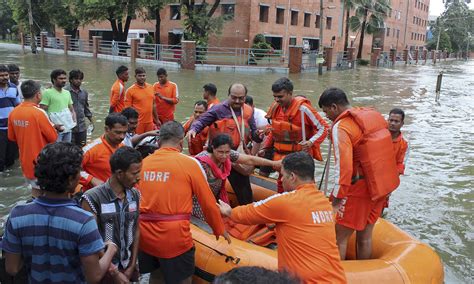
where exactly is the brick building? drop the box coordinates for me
[59,0,430,60]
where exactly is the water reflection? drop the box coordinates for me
[0,49,472,282]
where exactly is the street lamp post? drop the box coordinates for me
[318,0,325,75]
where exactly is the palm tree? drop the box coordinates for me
[342,0,356,51]
[349,0,391,59]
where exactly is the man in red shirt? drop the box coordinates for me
[7,80,59,197]
[153,68,179,124]
[218,152,346,284]
[80,113,127,190]
[183,100,208,155]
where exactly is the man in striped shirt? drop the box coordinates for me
[2,142,117,284]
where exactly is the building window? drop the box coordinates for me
[397,29,400,39]
[393,28,395,37]
[386,27,390,37]
[222,4,235,18]
[304,13,311,27]
[276,8,285,24]
[411,33,414,40]
[259,5,269,23]
[413,16,416,24]
[291,10,298,26]
[326,17,332,29]
[289,37,297,45]
[397,11,401,20]
[170,5,181,20]
[315,14,321,29]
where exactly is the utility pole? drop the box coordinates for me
[26,0,37,53]
[318,0,325,75]
[284,0,291,61]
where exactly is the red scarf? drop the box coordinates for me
[196,154,231,203]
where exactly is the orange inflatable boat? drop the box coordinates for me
[191,175,444,283]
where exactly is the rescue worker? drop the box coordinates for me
[138,121,229,284]
[124,67,160,134]
[187,83,263,205]
[109,65,129,113]
[318,87,399,260]
[267,77,329,192]
[217,152,347,284]
[7,80,59,197]
[183,100,208,156]
[388,108,408,175]
[121,107,159,148]
[80,113,128,190]
[153,68,179,124]
[202,83,219,109]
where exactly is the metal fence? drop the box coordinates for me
[137,43,182,62]
[301,50,320,70]
[69,38,94,53]
[336,51,352,69]
[195,46,285,67]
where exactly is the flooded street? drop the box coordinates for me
[0,49,472,282]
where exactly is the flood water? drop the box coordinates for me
[0,49,472,283]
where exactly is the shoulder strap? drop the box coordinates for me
[230,107,246,147]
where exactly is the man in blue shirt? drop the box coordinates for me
[2,142,118,284]
[0,64,20,172]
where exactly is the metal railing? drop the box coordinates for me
[301,50,320,70]
[69,38,94,53]
[336,51,351,69]
[195,46,285,67]
[98,40,130,56]
[136,43,181,62]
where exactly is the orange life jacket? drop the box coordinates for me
[346,108,400,200]
[267,97,323,161]
[208,104,253,149]
[184,117,207,156]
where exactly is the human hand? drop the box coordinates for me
[90,177,104,187]
[113,271,130,284]
[54,124,64,132]
[123,265,135,280]
[187,129,197,140]
[298,140,313,152]
[215,230,232,244]
[216,199,232,217]
[104,241,118,254]
[146,130,160,137]
[272,160,282,171]
[155,92,163,99]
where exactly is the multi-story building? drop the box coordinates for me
[59,0,430,59]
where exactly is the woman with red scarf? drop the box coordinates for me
[192,134,279,221]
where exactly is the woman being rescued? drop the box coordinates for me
[192,134,280,221]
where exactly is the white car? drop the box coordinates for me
[126,29,150,45]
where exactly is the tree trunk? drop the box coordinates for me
[155,8,161,44]
[344,8,350,51]
[357,10,368,59]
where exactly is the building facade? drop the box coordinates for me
[58,0,430,59]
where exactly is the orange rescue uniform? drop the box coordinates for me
[109,79,126,113]
[153,81,179,123]
[183,117,208,156]
[392,132,408,175]
[207,97,220,110]
[138,147,225,258]
[124,83,156,134]
[80,135,123,190]
[7,102,57,179]
[230,183,346,284]
[268,97,328,161]
[331,108,399,230]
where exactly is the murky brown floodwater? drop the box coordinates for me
[0,49,472,283]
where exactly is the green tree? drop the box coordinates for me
[8,0,54,35]
[426,29,452,52]
[181,0,228,47]
[0,4,17,39]
[139,0,172,44]
[78,0,142,41]
[438,0,474,52]
[349,0,391,59]
[43,0,81,37]
[342,0,357,52]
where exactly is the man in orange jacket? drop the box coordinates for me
[124,67,160,134]
[318,88,399,260]
[202,83,219,109]
[109,65,129,113]
[7,80,58,197]
[153,68,179,124]
[183,100,208,155]
[218,152,346,284]
[138,121,229,284]
[80,113,127,190]
[388,108,408,175]
[267,77,329,192]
